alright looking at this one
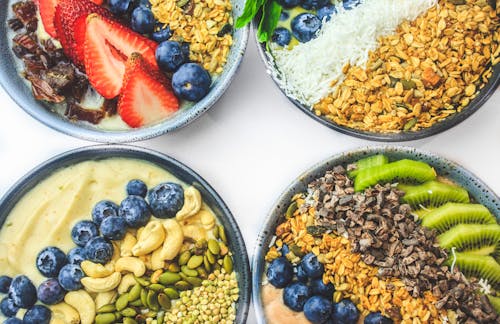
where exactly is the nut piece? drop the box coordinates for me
[50,302,80,324]
[158,219,184,261]
[94,291,118,310]
[182,224,207,242]
[81,260,115,278]
[132,221,165,256]
[151,247,166,271]
[117,273,137,294]
[81,272,122,293]
[199,210,216,229]
[176,186,202,221]
[115,257,146,277]
[120,232,137,257]
[64,290,95,324]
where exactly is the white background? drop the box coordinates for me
[0,33,499,323]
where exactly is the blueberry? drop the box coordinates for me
[71,220,99,247]
[126,179,148,197]
[156,41,186,72]
[4,318,22,324]
[0,276,12,294]
[152,24,173,43]
[0,297,19,317]
[281,243,290,256]
[36,247,67,278]
[266,257,293,288]
[23,305,51,324]
[291,13,322,43]
[109,0,132,15]
[92,200,119,226]
[147,182,185,219]
[296,264,308,283]
[276,0,301,9]
[331,299,359,323]
[364,312,393,324]
[300,0,329,10]
[343,0,361,10]
[310,278,334,298]
[100,216,127,240]
[304,296,333,323]
[57,264,84,291]
[8,275,37,308]
[300,253,324,278]
[283,282,311,311]
[180,42,190,60]
[172,63,212,102]
[279,11,289,21]
[131,6,155,34]
[119,195,151,228]
[84,237,113,264]
[37,279,65,305]
[133,0,151,8]
[67,247,86,265]
[317,4,336,22]
[272,27,291,47]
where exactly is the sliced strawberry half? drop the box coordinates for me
[36,0,58,38]
[84,14,158,99]
[118,53,179,128]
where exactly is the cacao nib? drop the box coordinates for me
[65,101,105,124]
[12,1,37,32]
[27,75,65,103]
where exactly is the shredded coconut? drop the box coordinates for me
[269,0,437,106]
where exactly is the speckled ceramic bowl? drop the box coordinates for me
[253,13,500,142]
[252,146,500,323]
[0,144,251,323]
[0,2,248,143]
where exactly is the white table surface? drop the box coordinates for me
[0,31,499,323]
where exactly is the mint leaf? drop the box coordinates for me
[235,0,265,28]
[257,0,282,42]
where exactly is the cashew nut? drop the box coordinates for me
[50,302,80,324]
[132,220,165,256]
[176,186,202,221]
[81,272,121,293]
[81,260,115,278]
[115,257,146,277]
[138,254,152,270]
[120,232,137,257]
[94,291,117,310]
[117,273,137,294]
[199,210,216,230]
[158,219,184,261]
[64,290,95,324]
[182,224,207,241]
[111,242,121,263]
[151,247,166,271]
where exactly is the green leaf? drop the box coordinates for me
[257,0,282,43]
[235,0,265,28]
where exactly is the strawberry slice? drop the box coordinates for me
[118,53,179,128]
[84,14,158,99]
[36,0,58,38]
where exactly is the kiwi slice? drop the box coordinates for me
[438,224,500,252]
[449,252,500,287]
[399,181,469,208]
[348,154,389,178]
[421,203,496,233]
[412,207,435,220]
[354,159,436,192]
[487,295,500,315]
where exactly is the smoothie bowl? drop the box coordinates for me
[0,0,248,142]
[253,146,500,323]
[0,145,250,323]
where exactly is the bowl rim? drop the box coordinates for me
[0,2,249,143]
[251,145,500,323]
[251,17,500,142]
[0,144,251,323]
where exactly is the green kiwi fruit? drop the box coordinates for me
[448,252,500,287]
[438,224,500,252]
[354,159,436,192]
[348,154,389,178]
[421,203,496,233]
[411,207,435,220]
[399,181,469,208]
[487,295,500,315]
[467,245,498,256]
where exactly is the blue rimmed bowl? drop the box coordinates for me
[0,1,249,143]
[252,145,499,323]
[0,144,251,323]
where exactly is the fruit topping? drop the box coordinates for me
[57,264,84,291]
[126,179,148,197]
[109,0,133,15]
[4,318,23,324]
[266,257,294,288]
[364,312,394,324]
[156,41,187,72]
[272,27,292,47]
[283,282,311,311]
[37,278,65,305]
[399,180,470,207]
[296,263,308,283]
[0,276,12,294]
[303,295,332,323]
[99,216,128,240]
[316,4,337,22]
[0,297,19,317]
[310,277,334,298]
[172,63,212,102]
[36,0,59,37]
[131,6,155,34]
[300,0,329,10]
[117,54,179,127]
[147,182,185,219]
[449,252,500,288]
[331,299,360,323]
[276,0,301,9]
[92,200,120,226]
[342,0,361,10]
[299,252,324,279]
[291,13,322,43]
[438,224,500,253]
[23,304,52,324]
[151,24,173,43]
[347,154,388,178]
[36,246,68,278]
[84,237,113,264]
[8,275,37,308]
[71,220,99,247]
[118,195,152,228]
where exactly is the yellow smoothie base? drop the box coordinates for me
[0,158,213,322]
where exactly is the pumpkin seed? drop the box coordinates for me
[95,313,116,324]
[158,293,171,309]
[207,239,220,255]
[174,280,192,291]
[163,287,180,299]
[128,284,142,301]
[144,310,157,318]
[134,276,150,286]
[115,293,129,311]
[176,0,189,7]
[285,201,298,219]
[196,267,208,279]
[147,290,160,311]
[121,307,137,317]
[289,244,305,257]
[203,255,211,271]
[181,265,198,277]
[205,250,215,264]
[114,312,123,321]
[401,79,416,90]
[129,298,143,307]
[123,318,138,324]
[149,283,166,292]
[223,255,233,273]
[178,251,191,266]
[157,311,165,324]
[187,255,204,269]
[168,263,180,273]
[219,242,229,256]
[97,304,116,313]
[404,118,418,131]
[218,225,227,244]
[306,225,330,236]
[159,272,181,285]
[150,269,163,284]
[212,226,219,239]
[185,276,202,287]
[140,288,148,307]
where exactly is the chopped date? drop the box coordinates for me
[65,102,105,124]
[12,1,37,32]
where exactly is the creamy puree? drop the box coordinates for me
[262,284,310,323]
[0,158,193,290]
